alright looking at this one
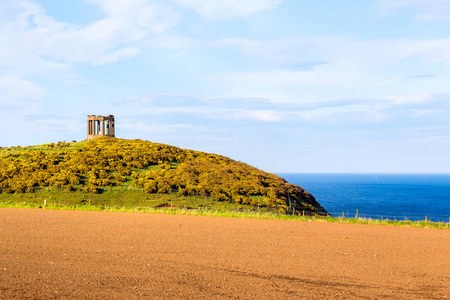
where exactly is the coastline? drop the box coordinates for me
[278,173,450,223]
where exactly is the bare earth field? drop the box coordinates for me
[0,208,449,299]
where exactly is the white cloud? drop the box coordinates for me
[63,80,88,86]
[122,88,450,127]
[238,110,282,122]
[410,109,440,117]
[144,35,196,50]
[217,36,450,67]
[0,1,72,77]
[383,92,440,105]
[34,2,178,63]
[0,76,45,102]
[143,35,197,58]
[211,36,450,106]
[121,94,286,122]
[172,0,282,21]
[0,0,183,143]
[214,37,306,63]
[0,0,179,77]
[94,47,141,65]
[120,122,195,133]
[409,135,450,143]
[375,0,450,20]
[0,75,48,146]
[87,0,180,33]
[210,67,363,103]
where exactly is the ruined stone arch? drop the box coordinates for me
[87,115,115,140]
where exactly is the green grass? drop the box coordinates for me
[0,141,85,154]
[0,193,448,230]
[0,189,280,213]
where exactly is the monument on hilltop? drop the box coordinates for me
[87,115,115,140]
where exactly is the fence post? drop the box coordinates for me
[355,209,358,219]
[342,212,344,218]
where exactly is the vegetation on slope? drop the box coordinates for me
[0,137,328,216]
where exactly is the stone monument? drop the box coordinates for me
[87,115,115,140]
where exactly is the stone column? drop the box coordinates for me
[112,119,115,136]
[102,120,105,136]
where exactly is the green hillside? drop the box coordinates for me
[0,137,328,216]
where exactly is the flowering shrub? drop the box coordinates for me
[0,137,326,215]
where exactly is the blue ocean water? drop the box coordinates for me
[278,173,450,222]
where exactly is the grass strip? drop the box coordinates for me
[1,201,448,230]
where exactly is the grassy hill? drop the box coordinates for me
[0,137,328,216]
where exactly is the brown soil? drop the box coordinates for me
[0,208,448,299]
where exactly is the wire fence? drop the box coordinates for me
[326,208,450,223]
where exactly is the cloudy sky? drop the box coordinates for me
[1,0,450,173]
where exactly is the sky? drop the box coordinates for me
[1,0,450,173]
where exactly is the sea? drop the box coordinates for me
[278,173,450,223]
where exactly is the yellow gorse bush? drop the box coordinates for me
[0,137,326,215]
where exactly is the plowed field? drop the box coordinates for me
[0,208,449,299]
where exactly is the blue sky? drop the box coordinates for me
[1,0,450,173]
